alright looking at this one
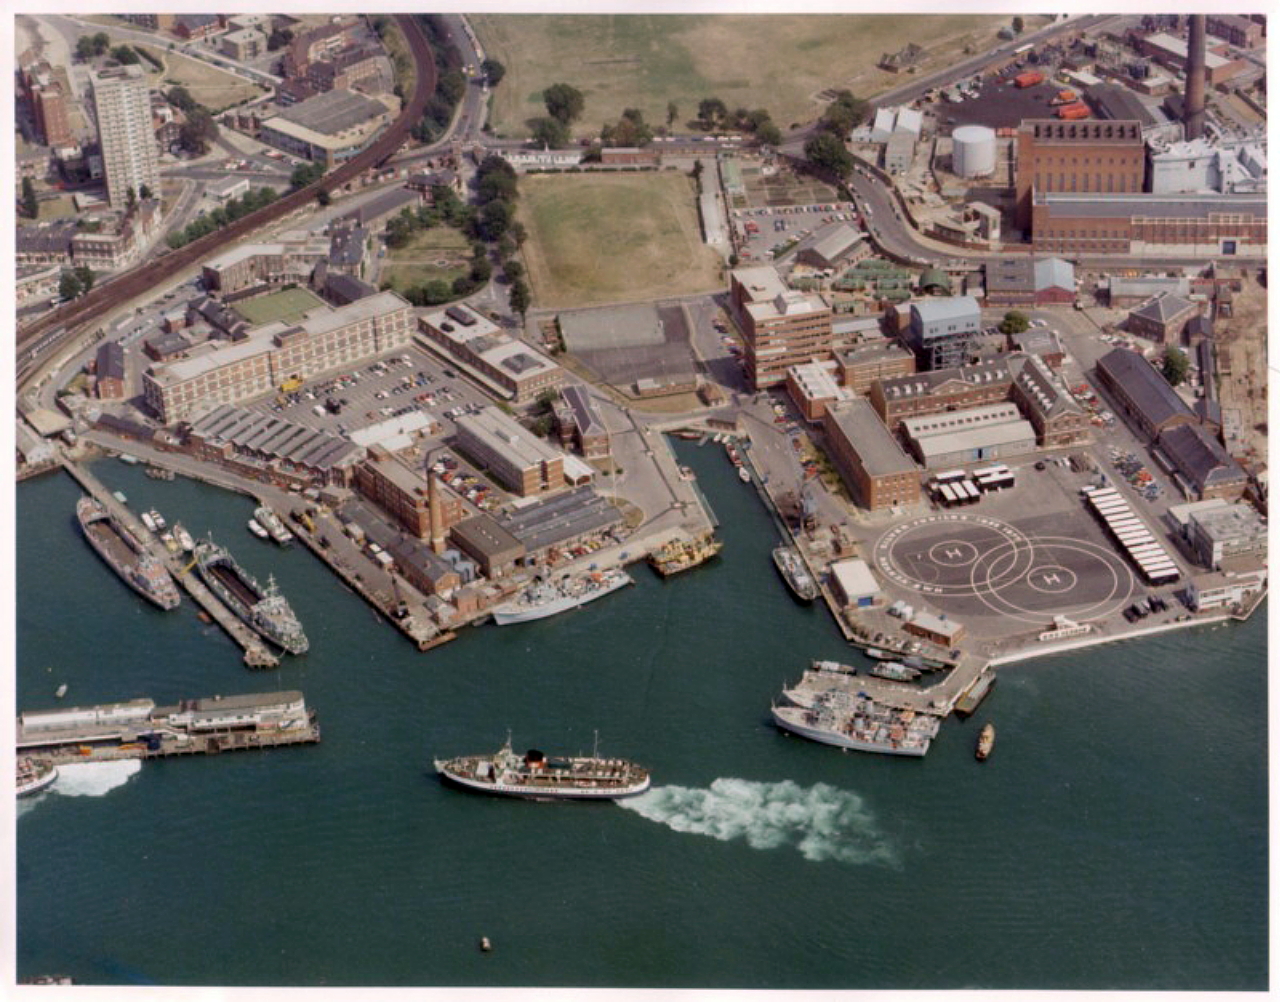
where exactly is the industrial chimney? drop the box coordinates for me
[429,472,447,555]
[1184,14,1207,140]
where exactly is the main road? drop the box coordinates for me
[18,14,438,380]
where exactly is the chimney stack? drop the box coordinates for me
[1184,14,1207,141]
[429,472,447,555]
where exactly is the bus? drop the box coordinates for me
[975,470,1016,492]
[937,483,961,507]
[959,480,981,503]
[973,463,1011,479]
[931,469,967,486]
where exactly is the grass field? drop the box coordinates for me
[233,286,328,326]
[473,14,1011,139]
[379,226,473,295]
[134,42,266,113]
[517,171,723,309]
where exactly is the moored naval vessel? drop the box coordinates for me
[195,539,308,654]
[772,545,819,602]
[772,694,941,757]
[648,532,723,577]
[76,497,181,611]
[434,735,651,800]
[491,568,633,625]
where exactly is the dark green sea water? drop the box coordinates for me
[15,443,1268,989]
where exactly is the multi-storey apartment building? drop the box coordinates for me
[142,291,413,423]
[729,266,832,390]
[91,64,159,209]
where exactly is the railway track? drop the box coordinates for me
[18,14,437,366]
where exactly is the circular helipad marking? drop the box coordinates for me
[928,539,979,567]
[1024,564,1079,594]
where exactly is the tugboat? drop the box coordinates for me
[976,723,996,761]
[434,734,651,800]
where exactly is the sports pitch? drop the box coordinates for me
[517,172,723,309]
[232,286,327,326]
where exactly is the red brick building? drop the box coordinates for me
[1014,118,1145,231]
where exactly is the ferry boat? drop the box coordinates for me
[976,723,995,761]
[17,758,58,798]
[772,545,819,602]
[435,735,651,800]
[867,661,921,682]
[247,519,270,540]
[76,497,181,611]
[648,533,723,577]
[195,539,308,654]
[491,568,633,625]
[772,701,940,757]
[253,506,295,547]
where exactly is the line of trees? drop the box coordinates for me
[166,186,279,249]
[802,90,870,178]
[74,33,110,61]
[21,177,38,220]
[410,15,468,145]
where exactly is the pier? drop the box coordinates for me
[17,691,320,766]
[59,458,280,668]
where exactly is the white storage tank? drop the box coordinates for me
[952,125,997,178]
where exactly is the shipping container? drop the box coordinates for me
[1014,71,1044,88]
[1057,102,1090,120]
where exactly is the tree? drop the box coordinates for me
[503,259,524,282]
[125,185,137,214]
[111,45,140,65]
[73,265,94,295]
[438,69,467,107]
[317,190,331,207]
[481,58,506,86]
[139,183,153,201]
[475,154,518,204]
[803,131,853,178]
[509,221,528,248]
[59,271,81,301]
[818,89,870,136]
[21,177,38,220]
[92,32,109,55]
[697,97,727,128]
[998,310,1030,334]
[508,277,531,320]
[290,161,325,190]
[267,27,294,52]
[1162,345,1190,387]
[179,106,218,155]
[1012,15,1025,33]
[530,116,570,148]
[543,82,585,125]
[75,36,96,61]
[477,199,514,242]
[166,86,197,114]
[756,121,783,147]
[667,101,679,127]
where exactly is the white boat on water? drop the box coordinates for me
[738,467,751,483]
[253,506,295,547]
[247,519,270,540]
[435,735,651,800]
[174,524,195,552]
[772,702,939,757]
[492,568,633,625]
[140,511,157,533]
[17,758,59,798]
[150,510,167,531]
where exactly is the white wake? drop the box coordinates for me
[619,778,901,867]
[52,759,143,797]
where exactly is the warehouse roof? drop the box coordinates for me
[1036,191,1267,219]
[825,398,916,477]
[1095,347,1194,429]
[1157,423,1246,490]
[278,88,392,136]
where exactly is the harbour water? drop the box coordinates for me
[15,444,1267,989]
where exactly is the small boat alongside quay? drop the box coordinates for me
[648,533,723,577]
[772,546,819,603]
[867,661,922,682]
[435,736,651,800]
[254,506,295,547]
[247,519,270,540]
[491,568,633,625]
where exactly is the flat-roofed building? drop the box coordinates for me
[908,296,981,370]
[786,361,851,422]
[1015,118,1145,231]
[307,44,384,94]
[822,398,920,511]
[1031,192,1267,256]
[259,89,395,166]
[904,610,965,646]
[1206,13,1263,48]
[984,257,1076,306]
[1183,501,1267,568]
[454,406,565,497]
[1010,354,1090,446]
[870,357,1014,429]
[1156,423,1248,501]
[729,266,832,389]
[1094,347,1196,440]
[837,341,916,395]
[91,64,160,210]
[418,305,563,403]
[902,403,1037,468]
[1135,31,1245,87]
[449,514,525,578]
[201,237,330,294]
[220,27,267,61]
[143,291,413,423]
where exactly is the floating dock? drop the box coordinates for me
[17,691,320,764]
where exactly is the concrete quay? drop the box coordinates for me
[58,456,280,668]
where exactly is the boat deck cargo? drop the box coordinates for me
[648,533,723,577]
[773,546,819,602]
[76,496,181,611]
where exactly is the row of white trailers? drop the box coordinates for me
[929,464,1016,508]
[1081,486,1180,585]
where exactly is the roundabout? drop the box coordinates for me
[873,512,1137,629]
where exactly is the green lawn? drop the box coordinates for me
[379,226,472,295]
[517,171,723,308]
[233,286,327,326]
[473,14,1012,139]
